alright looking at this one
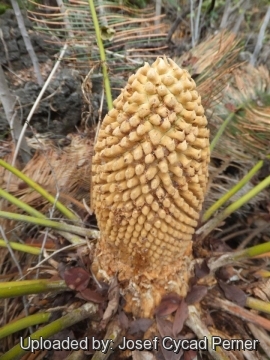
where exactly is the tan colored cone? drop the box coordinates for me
[92,57,210,317]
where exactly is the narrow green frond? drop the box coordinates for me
[0,279,67,298]
[0,188,46,219]
[246,297,270,315]
[203,156,270,221]
[0,239,41,255]
[199,175,270,239]
[0,211,99,239]
[0,159,79,222]
[210,111,236,153]
[0,302,98,360]
[0,313,51,340]
[88,0,112,109]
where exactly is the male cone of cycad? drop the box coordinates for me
[92,56,210,317]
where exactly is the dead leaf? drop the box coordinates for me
[101,277,120,328]
[156,317,173,338]
[118,311,129,330]
[77,288,104,303]
[194,260,210,279]
[186,285,208,305]
[129,318,154,335]
[217,266,239,282]
[64,267,90,291]
[160,338,183,360]
[155,293,181,317]
[183,350,198,360]
[172,300,188,337]
[219,281,247,307]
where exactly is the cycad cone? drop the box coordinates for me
[92,57,210,317]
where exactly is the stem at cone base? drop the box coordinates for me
[93,236,192,318]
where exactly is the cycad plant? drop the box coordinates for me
[0,2,270,359]
[26,0,168,107]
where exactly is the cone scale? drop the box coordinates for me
[92,57,210,317]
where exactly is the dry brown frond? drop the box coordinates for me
[175,31,270,213]
[1,133,93,220]
[27,0,167,72]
